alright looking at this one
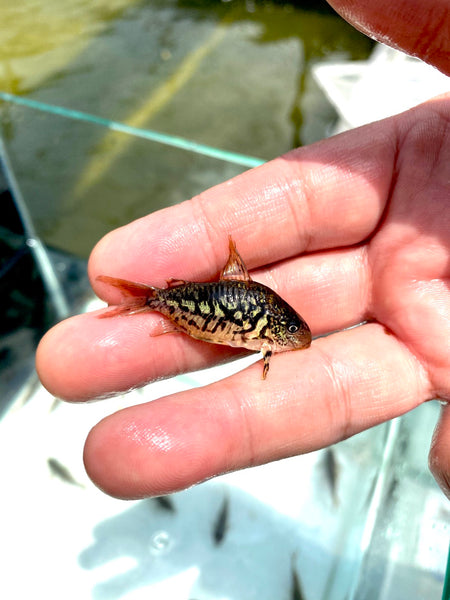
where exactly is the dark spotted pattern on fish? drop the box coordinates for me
[97,237,311,378]
[150,280,307,353]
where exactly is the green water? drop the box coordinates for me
[0,0,372,257]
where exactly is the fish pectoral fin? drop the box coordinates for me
[165,278,188,288]
[219,235,252,282]
[261,342,272,380]
[149,318,184,337]
[98,302,150,318]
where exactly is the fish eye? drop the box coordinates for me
[288,323,299,334]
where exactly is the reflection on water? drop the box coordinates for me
[0,0,140,93]
[0,0,372,257]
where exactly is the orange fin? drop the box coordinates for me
[96,275,158,318]
[149,318,183,337]
[220,236,251,282]
[165,278,188,288]
[96,275,157,298]
[98,303,151,318]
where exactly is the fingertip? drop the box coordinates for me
[83,399,225,499]
[35,312,133,402]
[83,414,139,500]
[36,319,84,401]
[87,228,122,285]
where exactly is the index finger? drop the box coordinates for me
[88,114,397,295]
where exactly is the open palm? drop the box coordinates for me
[37,1,450,499]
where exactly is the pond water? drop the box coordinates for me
[0,0,372,257]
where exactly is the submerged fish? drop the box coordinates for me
[323,447,340,507]
[97,236,311,378]
[152,495,176,512]
[291,561,306,600]
[212,495,229,546]
[47,457,84,488]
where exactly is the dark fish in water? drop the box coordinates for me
[323,447,339,506]
[291,559,306,600]
[212,496,229,545]
[97,236,311,378]
[152,495,176,512]
[47,457,84,488]
[385,474,399,507]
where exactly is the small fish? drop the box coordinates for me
[212,496,229,545]
[97,236,311,378]
[291,559,306,600]
[152,495,176,512]
[385,474,399,506]
[47,457,84,488]
[323,448,339,506]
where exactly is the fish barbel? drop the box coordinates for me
[97,237,311,378]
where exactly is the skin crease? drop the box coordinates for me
[36,0,450,500]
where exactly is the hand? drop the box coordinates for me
[36,1,450,499]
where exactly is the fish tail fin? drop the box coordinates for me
[96,275,158,318]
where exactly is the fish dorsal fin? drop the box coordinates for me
[220,236,252,282]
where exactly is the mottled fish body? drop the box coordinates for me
[152,280,308,352]
[97,237,311,378]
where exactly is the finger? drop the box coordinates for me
[83,323,432,498]
[429,403,450,500]
[89,96,450,295]
[328,0,450,76]
[36,245,370,400]
[35,310,244,402]
[255,245,370,335]
[88,114,398,294]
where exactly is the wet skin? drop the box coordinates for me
[37,0,450,500]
